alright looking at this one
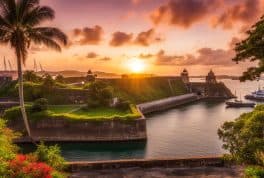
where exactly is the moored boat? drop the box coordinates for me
[245,89,264,101]
[226,99,255,108]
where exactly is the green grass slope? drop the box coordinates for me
[4,105,141,122]
[106,77,188,104]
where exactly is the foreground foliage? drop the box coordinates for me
[245,166,264,178]
[218,105,264,178]
[0,119,66,177]
[218,105,264,164]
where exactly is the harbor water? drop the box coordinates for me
[20,79,264,161]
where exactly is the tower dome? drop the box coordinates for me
[206,70,217,84]
[181,69,189,83]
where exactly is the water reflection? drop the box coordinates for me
[19,141,147,161]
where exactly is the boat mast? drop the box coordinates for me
[3,56,7,71]
[34,59,38,72]
[8,60,12,71]
[39,62,44,72]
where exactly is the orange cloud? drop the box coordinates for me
[110,28,162,47]
[109,31,133,47]
[134,28,160,46]
[72,25,103,45]
[87,52,98,58]
[155,50,184,65]
[140,38,240,66]
[150,0,221,28]
[212,0,260,29]
[151,0,262,30]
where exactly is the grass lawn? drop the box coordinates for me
[48,105,141,121]
[4,105,141,122]
[48,105,83,114]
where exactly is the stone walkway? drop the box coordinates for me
[70,166,244,178]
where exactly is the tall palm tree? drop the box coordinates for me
[0,0,67,138]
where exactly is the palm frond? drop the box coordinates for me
[22,6,54,26]
[33,27,68,45]
[0,27,11,43]
[0,14,10,27]
[0,0,17,24]
[17,0,39,20]
[29,32,62,51]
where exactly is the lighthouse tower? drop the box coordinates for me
[181,69,190,83]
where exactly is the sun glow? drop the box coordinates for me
[127,58,146,73]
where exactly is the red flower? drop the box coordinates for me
[16,154,27,162]
[9,154,53,178]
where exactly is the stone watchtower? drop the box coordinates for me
[206,70,217,84]
[86,69,97,82]
[181,69,190,83]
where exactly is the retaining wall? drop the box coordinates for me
[9,117,147,143]
[67,156,223,172]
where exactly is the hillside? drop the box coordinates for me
[106,77,188,104]
[36,70,120,78]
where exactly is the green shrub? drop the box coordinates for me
[3,106,31,121]
[245,166,264,178]
[32,98,48,112]
[115,99,130,111]
[218,105,264,164]
[23,70,42,82]
[221,154,237,165]
[86,99,101,108]
[55,75,65,83]
[255,151,264,166]
[0,119,18,176]
[85,81,113,108]
[52,171,67,178]
[18,82,43,101]
[0,80,18,98]
[42,74,55,91]
[34,142,66,171]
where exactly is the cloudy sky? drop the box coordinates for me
[1,0,264,75]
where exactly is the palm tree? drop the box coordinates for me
[0,0,67,138]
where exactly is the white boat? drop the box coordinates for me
[226,99,255,108]
[226,91,256,108]
[245,88,264,101]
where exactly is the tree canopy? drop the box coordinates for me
[218,105,264,164]
[233,16,264,81]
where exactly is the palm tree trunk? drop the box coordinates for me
[16,52,31,138]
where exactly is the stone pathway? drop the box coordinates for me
[70,166,244,178]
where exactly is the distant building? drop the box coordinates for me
[121,74,129,79]
[0,75,12,82]
[206,70,217,84]
[181,69,189,83]
[86,69,97,82]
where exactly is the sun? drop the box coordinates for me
[127,58,146,73]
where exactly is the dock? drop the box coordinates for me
[137,93,199,115]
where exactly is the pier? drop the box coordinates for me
[137,93,199,115]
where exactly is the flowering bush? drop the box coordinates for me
[0,120,66,178]
[9,154,53,178]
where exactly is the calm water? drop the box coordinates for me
[20,79,264,161]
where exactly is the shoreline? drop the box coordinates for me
[66,156,225,172]
[12,94,231,143]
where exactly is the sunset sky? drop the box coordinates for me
[1,0,264,76]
